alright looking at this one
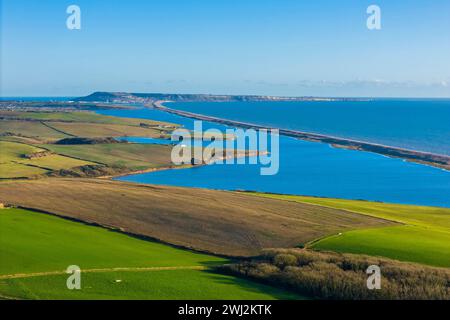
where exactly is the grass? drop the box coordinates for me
[43,122,165,138]
[0,141,49,177]
[0,179,393,257]
[43,143,175,170]
[0,110,181,177]
[0,208,301,300]
[0,111,178,142]
[18,154,94,171]
[0,270,301,300]
[0,135,43,145]
[0,162,48,178]
[312,225,450,267]
[251,193,450,267]
[0,141,95,178]
[0,140,43,162]
[0,208,225,275]
[0,110,176,127]
[0,120,69,140]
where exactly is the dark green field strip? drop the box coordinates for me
[0,269,303,300]
[0,208,302,300]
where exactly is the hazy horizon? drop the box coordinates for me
[1,92,450,100]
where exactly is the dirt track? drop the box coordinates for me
[0,266,208,280]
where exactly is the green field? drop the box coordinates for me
[0,110,178,143]
[44,122,166,138]
[0,179,393,257]
[0,110,176,127]
[0,110,182,178]
[44,143,174,170]
[0,162,48,178]
[1,270,301,300]
[251,193,450,267]
[0,120,69,140]
[0,140,44,162]
[0,208,301,300]
[0,141,95,178]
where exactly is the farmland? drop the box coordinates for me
[43,143,175,170]
[0,141,95,178]
[0,179,393,257]
[0,120,68,140]
[0,110,176,128]
[1,107,449,300]
[0,110,179,178]
[251,193,450,267]
[0,110,177,143]
[0,208,301,300]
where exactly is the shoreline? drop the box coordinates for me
[151,100,450,171]
[101,149,266,180]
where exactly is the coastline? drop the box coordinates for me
[101,149,266,180]
[151,100,450,171]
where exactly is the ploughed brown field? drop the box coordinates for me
[0,178,395,256]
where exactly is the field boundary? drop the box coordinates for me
[40,121,76,137]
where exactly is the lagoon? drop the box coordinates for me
[167,99,450,156]
[98,107,450,208]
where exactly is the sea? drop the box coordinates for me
[4,96,449,207]
[94,99,450,208]
[166,99,450,156]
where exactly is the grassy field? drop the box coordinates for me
[0,179,393,257]
[43,143,174,170]
[0,110,177,127]
[19,154,95,171]
[0,270,302,300]
[0,140,43,162]
[0,162,48,178]
[0,110,182,178]
[0,208,301,300]
[251,193,450,267]
[0,120,69,140]
[0,110,177,143]
[0,141,95,178]
[43,122,165,138]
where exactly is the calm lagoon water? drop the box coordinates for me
[167,100,450,156]
[97,107,450,208]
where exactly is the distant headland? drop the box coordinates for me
[73,92,450,171]
[75,91,371,103]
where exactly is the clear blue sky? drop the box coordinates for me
[1,0,449,97]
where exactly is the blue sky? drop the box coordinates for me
[1,0,449,97]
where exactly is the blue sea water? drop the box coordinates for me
[167,99,450,156]
[97,107,450,208]
[4,97,448,206]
